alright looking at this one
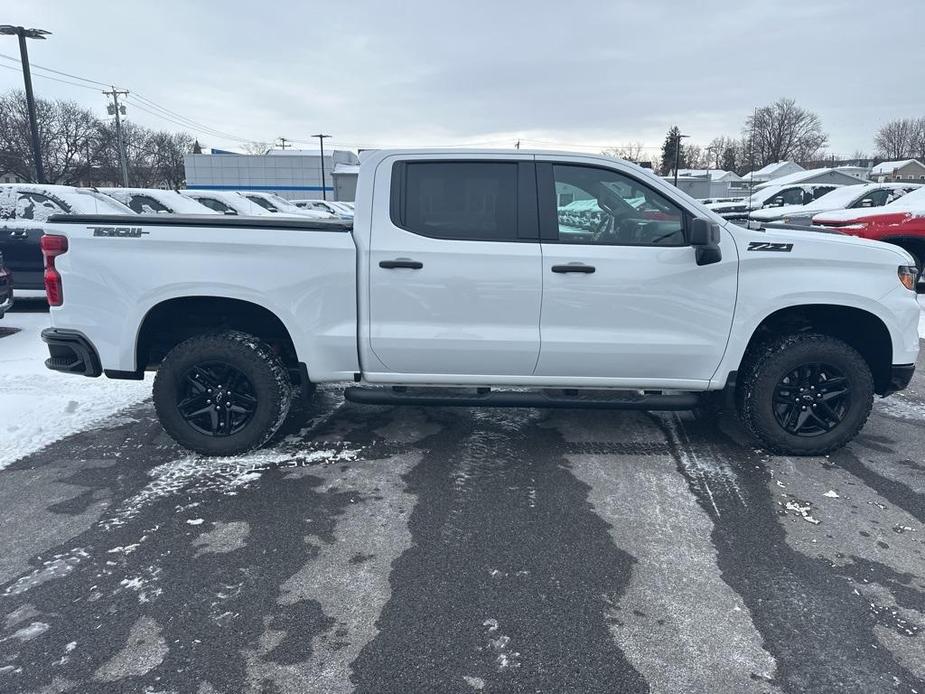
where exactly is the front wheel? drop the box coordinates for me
[153,330,293,456]
[737,333,873,455]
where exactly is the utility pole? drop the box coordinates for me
[312,133,332,200]
[1,25,51,183]
[103,88,130,186]
[515,140,520,150]
[672,130,689,187]
[276,137,290,150]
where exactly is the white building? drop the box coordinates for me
[740,161,805,185]
[183,149,360,201]
[753,167,870,190]
[672,169,748,199]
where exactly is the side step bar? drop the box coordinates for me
[344,387,700,411]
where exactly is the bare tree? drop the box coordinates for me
[242,141,272,156]
[0,91,98,184]
[873,118,919,160]
[744,98,828,167]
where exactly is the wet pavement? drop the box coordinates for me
[1,353,924,693]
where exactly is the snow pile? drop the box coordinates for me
[0,310,150,470]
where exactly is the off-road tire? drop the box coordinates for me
[153,330,293,456]
[736,333,873,455]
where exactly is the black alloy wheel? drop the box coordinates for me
[772,363,849,437]
[177,362,258,436]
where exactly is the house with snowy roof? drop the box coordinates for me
[739,161,805,184]
[870,159,925,183]
[753,167,868,190]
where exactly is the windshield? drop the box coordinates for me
[246,195,278,212]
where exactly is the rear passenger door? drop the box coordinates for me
[366,157,542,376]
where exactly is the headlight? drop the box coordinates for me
[898,265,918,291]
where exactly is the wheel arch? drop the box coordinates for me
[135,295,300,374]
[738,304,893,395]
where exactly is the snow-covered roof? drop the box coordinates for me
[871,159,923,174]
[752,161,803,177]
[98,187,218,215]
[180,190,274,216]
[753,168,861,188]
[1,183,132,216]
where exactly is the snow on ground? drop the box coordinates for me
[0,306,150,470]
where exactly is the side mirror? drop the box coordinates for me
[859,199,873,207]
[690,217,722,266]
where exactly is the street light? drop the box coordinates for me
[311,133,332,200]
[673,132,690,187]
[0,25,51,183]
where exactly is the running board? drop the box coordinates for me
[343,387,700,411]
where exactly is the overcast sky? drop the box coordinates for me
[1,1,923,158]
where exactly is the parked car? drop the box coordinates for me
[98,188,219,215]
[705,183,841,222]
[291,199,354,218]
[0,184,132,291]
[812,186,925,278]
[748,183,919,227]
[40,150,919,458]
[0,251,12,318]
[180,190,280,216]
[237,192,335,219]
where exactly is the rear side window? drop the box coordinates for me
[128,195,170,214]
[197,197,235,214]
[247,195,278,212]
[16,193,69,221]
[393,161,518,241]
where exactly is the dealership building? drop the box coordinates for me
[183,149,361,202]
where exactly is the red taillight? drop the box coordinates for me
[41,234,68,306]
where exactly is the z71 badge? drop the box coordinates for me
[747,241,793,252]
[89,226,149,238]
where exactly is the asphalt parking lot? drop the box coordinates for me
[0,306,924,693]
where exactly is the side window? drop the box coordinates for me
[197,197,234,214]
[854,189,890,208]
[810,186,835,201]
[16,192,68,221]
[550,164,685,246]
[775,188,806,206]
[246,195,278,212]
[395,161,517,241]
[128,195,170,214]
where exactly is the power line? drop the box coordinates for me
[0,51,113,87]
[0,61,99,91]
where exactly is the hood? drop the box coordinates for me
[727,221,916,266]
[749,203,810,222]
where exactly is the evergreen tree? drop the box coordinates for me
[660,126,686,175]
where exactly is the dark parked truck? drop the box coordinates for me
[38,150,920,457]
[0,184,132,291]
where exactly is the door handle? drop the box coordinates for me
[551,263,595,274]
[379,259,423,270]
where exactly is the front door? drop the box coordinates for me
[535,160,737,385]
[367,158,542,376]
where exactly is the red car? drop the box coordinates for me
[813,187,925,274]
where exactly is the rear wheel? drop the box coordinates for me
[737,333,873,455]
[153,330,292,456]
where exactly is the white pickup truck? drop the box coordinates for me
[40,150,920,457]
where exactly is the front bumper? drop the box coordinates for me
[41,328,102,377]
[884,364,916,396]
